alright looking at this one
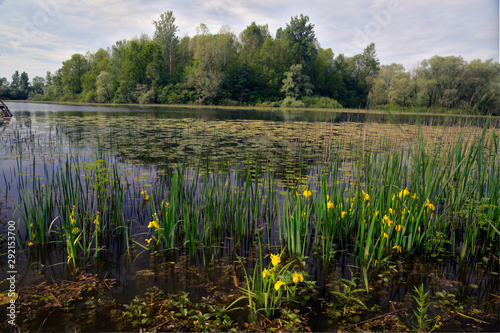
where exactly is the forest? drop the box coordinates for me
[1,12,499,114]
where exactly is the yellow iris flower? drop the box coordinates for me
[148,221,159,229]
[362,190,370,201]
[292,271,304,284]
[270,253,281,266]
[274,279,285,291]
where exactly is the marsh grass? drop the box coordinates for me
[4,113,499,285]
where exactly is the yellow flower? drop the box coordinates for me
[274,279,285,291]
[28,241,34,246]
[362,190,370,201]
[303,190,312,198]
[389,208,393,215]
[262,268,268,278]
[145,238,152,244]
[292,271,304,284]
[383,232,388,239]
[270,253,281,266]
[93,212,100,229]
[327,201,334,209]
[392,245,402,252]
[341,211,347,218]
[398,188,409,199]
[418,226,421,233]
[424,199,435,211]
[72,227,80,234]
[395,225,405,232]
[375,210,379,216]
[148,221,159,229]
[412,193,418,199]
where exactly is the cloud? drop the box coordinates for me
[0,0,498,79]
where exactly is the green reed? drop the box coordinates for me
[8,115,499,275]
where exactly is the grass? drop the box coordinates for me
[6,119,499,265]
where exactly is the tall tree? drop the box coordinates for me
[153,11,179,77]
[283,14,317,67]
[20,72,29,93]
[11,71,20,90]
[61,53,89,95]
[31,76,45,95]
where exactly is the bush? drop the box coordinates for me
[280,97,305,108]
[302,96,343,109]
[217,98,239,106]
[256,101,280,108]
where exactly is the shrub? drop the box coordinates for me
[280,97,305,108]
[302,96,343,109]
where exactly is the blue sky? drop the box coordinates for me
[0,0,498,80]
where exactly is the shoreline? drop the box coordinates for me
[5,99,497,119]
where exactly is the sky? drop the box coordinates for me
[0,0,498,80]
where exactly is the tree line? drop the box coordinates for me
[1,12,498,114]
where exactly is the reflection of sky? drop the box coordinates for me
[0,0,498,78]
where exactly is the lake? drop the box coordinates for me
[1,102,499,332]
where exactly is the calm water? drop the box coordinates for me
[1,102,498,331]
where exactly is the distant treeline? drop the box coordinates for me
[1,12,499,114]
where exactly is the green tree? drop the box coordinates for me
[19,71,29,98]
[61,53,89,96]
[309,47,342,99]
[239,22,270,63]
[367,63,405,106]
[283,14,317,67]
[388,72,413,106]
[281,63,313,99]
[153,11,179,78]
[236,62,251,103]
[96,71,114,103]
[11,71,20,90]
[187,25,237,103]
[31,76,45,95]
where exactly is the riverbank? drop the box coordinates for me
[6,99,496,119]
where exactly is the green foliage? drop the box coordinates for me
[280,96,305,108]
[4,11,498,114]
[369,56,500,114]
[281,63,313,99]
[283,14,317,66]
[411,284,433,332]
[302,96,343,108]
[329,276,367,315]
